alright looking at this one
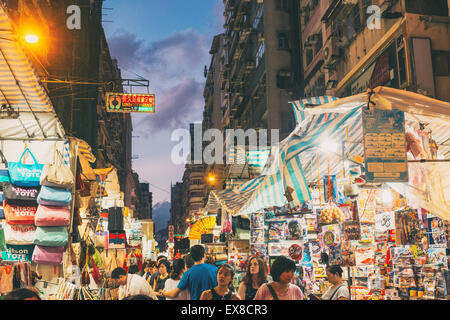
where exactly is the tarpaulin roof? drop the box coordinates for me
[0,6,65,141]
[204,87,450,219]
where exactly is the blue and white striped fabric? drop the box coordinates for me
[62,140,71,166]
[246,148,270,175]
[205,102,365,216]
[291,96,338,125]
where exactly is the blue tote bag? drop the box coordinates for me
[8,148,43,187]
[37,185,72,207]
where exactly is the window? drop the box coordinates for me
[281,112,295,134]
[276,0,289,12]
[256,42,265,67]
[277,32,289,50]
[405,0,448,16]
[432,51,450,77]
[277,70,292,89]
[305,48,313,66]
[253,5,263,29]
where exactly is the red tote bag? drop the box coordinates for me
[3,201,37,225]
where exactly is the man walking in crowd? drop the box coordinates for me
[162,245,217,300]
[111,267,158,300]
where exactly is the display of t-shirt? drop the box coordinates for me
[321,284,350,300]
[164,278,189,300]
[177,263,218,300]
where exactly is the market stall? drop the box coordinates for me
[202,87,450,300]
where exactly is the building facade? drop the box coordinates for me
[299,0,450,101]
[3,0,140,209]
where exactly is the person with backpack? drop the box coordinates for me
[254,256,305,300]
[162,245,217,300]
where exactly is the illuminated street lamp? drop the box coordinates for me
[24,34,39,44]
[207,174,216,184]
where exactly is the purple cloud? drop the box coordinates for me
[107,28,210,135]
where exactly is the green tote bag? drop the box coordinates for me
[34,226,68,247]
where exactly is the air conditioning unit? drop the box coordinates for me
[323,37,340,67]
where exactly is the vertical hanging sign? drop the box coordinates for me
[362,107,408,182]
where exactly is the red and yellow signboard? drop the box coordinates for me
[105,92,155,113]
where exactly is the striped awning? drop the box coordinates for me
[205,88,450,216]
[0,6,65,140]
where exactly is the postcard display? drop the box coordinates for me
[249,186,449,300]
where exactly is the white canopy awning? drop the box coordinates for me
[0,5,65,141]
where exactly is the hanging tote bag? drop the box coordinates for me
[0,227,6,252]
[0,192,4,219]
[37,185,72,207]
[3,202,37,225]
[32,245,65,265]
[34,204,70,227]
[3,223,36,245]
[2,182,40,205]
[8,148,43,187]
[40,150,75,189]
[0,150,10,183]
[34,226,68,247]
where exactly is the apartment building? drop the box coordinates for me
[222,0,303,140]
[300,0,450,101]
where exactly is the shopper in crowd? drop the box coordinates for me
[162,245,218,300]
[200,263,240,300]
[128,264,139,274]
[153,259,171,300]
[149,255,168,287]
[238,256,268,300]
[164,258,190,300]
[320,265,350,300]
[184,254,195,270]
[111,267,158,300]
[122,294,154,300]
[254,256,305,300]
[140,262,152,281]
[3,288,41,300]
[293,265,306,295]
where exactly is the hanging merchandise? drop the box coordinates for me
[1,244,35,262]
[32,245,64,265]
[33,226,68,247]
[3,202,37,225]
[0,192,4,219]
[0,226,5,252]
[39,151,75,189]
[2,182,40,205]
[394,208,424,245]
[319,203,345,225]
[7,148,43,187]
[0,150,10,183]
[34,205,70,227]
[108,231,126,249]
[107,207,124,232]
[3,223,36,245]
[37,185,72,207]
[288,243,303,261]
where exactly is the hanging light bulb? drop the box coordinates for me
[381,187,392,206]
[319,138,339,154]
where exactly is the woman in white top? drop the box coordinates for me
[164,258,190,300]
[321,265,350,300]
